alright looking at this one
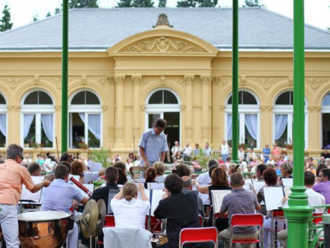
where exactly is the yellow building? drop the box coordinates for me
[0,8,329,159]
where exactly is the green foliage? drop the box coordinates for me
[244,0,262,7]
[177,0,196,7]
[33,15,39,22]
[196,148,210,168]
[69,0,99,8]
[89,148,112,168]
[158,0,167,7]
[199,0,217,7]
[0,5,13,32]
[117,0,133,7]
[46,12,51,17]
[54,8,61,14]
[132,0,154,7]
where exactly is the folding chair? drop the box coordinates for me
[179,227,218,248]
[98,215,115,247]
[270,210,286,248]
[145,216,162,232]
[229,214,264,248]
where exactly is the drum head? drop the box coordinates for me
[17,211,71,221]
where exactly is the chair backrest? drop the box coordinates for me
[272,210,284,217]
[105,215,115,227]
[145,216,162,232]
[179,227,218,248]
[230,214,264,228]
[107,189,120,214]
[313,213,323,224]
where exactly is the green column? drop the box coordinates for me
[284,0,312,247]
[61,0,69,153]
[231,0,239,163]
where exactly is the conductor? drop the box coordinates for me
[138,118,168,168]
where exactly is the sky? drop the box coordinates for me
[0,0,329,30]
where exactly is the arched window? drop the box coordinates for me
[225,90,260,148]
[21,90,54,148]
[148,90,178,104]
[321,92,330,148]
[69,91,102,149]
[273,91,308,149]
[0,93,7,148]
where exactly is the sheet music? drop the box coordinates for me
[264,187,285,211]
[253,181,265,194]
[150,190,164,216]
[211,190,231,214]
[147,182,164,190]
[88,161,103,172]
[243,184,251,190]
[83,171,99,183]
[282,178,293,187]
[21,176,44,202]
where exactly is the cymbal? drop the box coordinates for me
[81,199,99,238]
[93,199,106,237]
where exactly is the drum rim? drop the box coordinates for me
[17,211,71,221]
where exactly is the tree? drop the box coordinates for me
[132,0,154,7]
[46,12,51,17]
[54,8,61,14]
[0,5,13,32]
[117,0,132,7]
[158,0,167,7]
[244,0,262,7]
[69,0,98,8]
[33,15,39,22]
[177,0,196,7]
[198,0,217,7]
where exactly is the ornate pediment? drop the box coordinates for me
[119,36,207,53]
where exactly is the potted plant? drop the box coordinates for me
[285,138,293,150]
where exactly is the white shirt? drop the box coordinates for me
[197,172,211,205]
[111,198,150,229]
[238,150,245,160]
[182,146,192,155]
[221,144,229,155]
[171,146,181,157]
[306,188,326,213]
[203,147,212,157]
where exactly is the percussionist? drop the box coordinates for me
[41,165,89,248]
[0,144,51,248]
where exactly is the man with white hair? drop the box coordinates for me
[171,141,181,162]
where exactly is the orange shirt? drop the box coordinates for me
[0,159,35,205]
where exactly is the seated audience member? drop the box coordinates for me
[154,174,200,248]
[114,161,128,185]
[279,162,293,185]
[111,183,150,229]
[278,171,326,248]
[218,173,261,248]
[23,155,33,166]
[255,164,267,181]
[316,163,327,182]
[197,159,219,185]
[175,164,191,177]
[196,167,231,226]
[313,168,330,204]
[144,167,157,189]
[27,162,42,176]
[41,165,89,248]
[182,176,204,220]
[228,163,240,175]
[153,162,166,182]
[219,163,228,174]
[257,168,284,247]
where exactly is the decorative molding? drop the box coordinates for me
[219,105,225,110]
[81,76,87,85]
[260,105,273,111]
[7,105,20,111]
[212,77,221,86]
[306,77,329,90]
[40,77,62,89]
[200,76,212,85]
[181,104,186,110]
[160,76,166,85]
[184,75,194,85]
[308,106,321,112]
[0,77,27,89]
[119,36,207,53]
[153,13,173,28]
[249,77,283,90]
[55,105,61,111]
[140,105,146,110]
[132,75,142,85]
[221,76,231,86]
[115,76,125,85]
[102,105,108,111]
[240,76,246,85]
[34,76,40,85]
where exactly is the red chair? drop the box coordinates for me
[270,210,286,248]
[98,215,115,247]
[145,216,162,232]
[179,227,218,248]
[229,214,264,248]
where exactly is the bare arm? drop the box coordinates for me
[255,204,261,211]
[139,146,149,167]
[114,187,123,200]
[160,152,166,162]
[195,181,209,194]
[80,197,89,205]
[138,183,149,201]
[29,180,51,193]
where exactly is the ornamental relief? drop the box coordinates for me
[247,77,284,90]
[39,77,61,89]
[119,36,207,53]
[142,76,183,85]
[0,77,32,89]
[305,77,329,90]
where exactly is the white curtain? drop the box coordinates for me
[0,114,6,137]
[41,114,54,142]
[24,114,35,139]
[275,115,288,140]
[245,114,258,140]
[227,114,232,140]
[88,114,101,140]
[79,113,101,141]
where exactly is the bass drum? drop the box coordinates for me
[18,211,72,248]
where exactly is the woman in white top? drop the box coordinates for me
[111,183,150,229]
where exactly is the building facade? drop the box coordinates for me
[0,8,329,159]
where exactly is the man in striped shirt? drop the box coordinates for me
[139,118,168,168]
[218,173,261,248]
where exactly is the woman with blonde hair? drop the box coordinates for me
[111,183,150,229]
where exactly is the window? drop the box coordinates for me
[0,93,7,147]
[273,91,308,148]
[148,90,178,104]
[322,92,330,148]
[69,91,102,149]
[21,91,54,148]
[225,90,259,148]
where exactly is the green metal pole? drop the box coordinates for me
[61,0,69,153]
[231,0,239,163]
[284,0,312,247]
